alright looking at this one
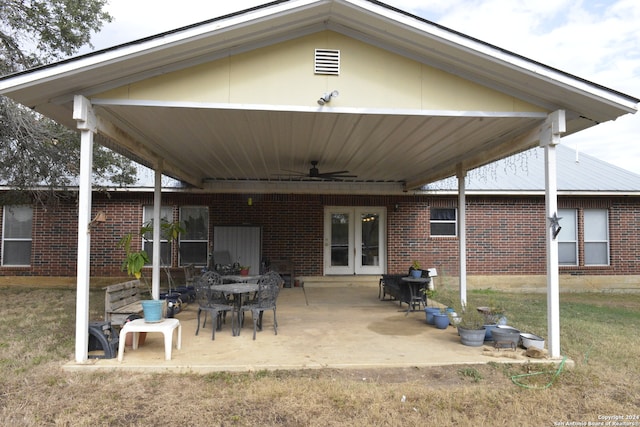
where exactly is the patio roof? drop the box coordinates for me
[0,0,637,193]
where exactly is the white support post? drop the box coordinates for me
[73,95,97,363]
[152,162,163,300]
[541,110,565,359]
[457,165,467,306]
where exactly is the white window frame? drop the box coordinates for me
[558,208,578,266]
[179,206,209,267]
[430,208,457,237]
[2,205,33,266]
[584,209,610,266]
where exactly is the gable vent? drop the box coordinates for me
[315,49,340,75]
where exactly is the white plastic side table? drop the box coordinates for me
[118,318,181,361]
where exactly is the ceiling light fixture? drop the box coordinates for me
[317,90,339,105]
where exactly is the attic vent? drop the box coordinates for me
[315,49,340,75]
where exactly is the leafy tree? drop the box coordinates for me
[0,0,138,205]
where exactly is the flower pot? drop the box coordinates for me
[483,324,498,341]
[520,333,545,349]
[491,326,521,348]
[457,326,486,346]
[433,313,450,329]
[410,269,422,278]
[124,314,146,346]
[240,269,249,276]
[141,299,164,323]
[425,307,440,325]
[125,331,146,347]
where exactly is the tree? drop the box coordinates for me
[0,0,138,205]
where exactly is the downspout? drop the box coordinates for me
[542,110,565,359]
[457,165,467,306]
[73,95,96,363]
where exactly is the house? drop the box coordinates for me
[0,0,637,361]
[2,144,638,293]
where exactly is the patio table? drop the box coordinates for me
[210,283,260,336]
[222,274,262,283]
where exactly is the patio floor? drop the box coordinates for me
[65,281,559,373]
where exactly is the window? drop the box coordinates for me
[558,209,577,266]
[584,209,609,265]
[179,206,209,266]
[430,208,457,236]
[558,208,609,266]
[2,206,33,266]
[143,206,173,266]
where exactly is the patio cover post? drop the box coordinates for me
[542,110,565,359]
[457,165,467,306]
[73,95,96,363]
[151,163,162,299]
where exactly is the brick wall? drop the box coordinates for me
[1,191,638,280]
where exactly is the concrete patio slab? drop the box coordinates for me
[65,282,561,373]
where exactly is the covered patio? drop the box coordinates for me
[1,0,637,366]
[68,280,546,372]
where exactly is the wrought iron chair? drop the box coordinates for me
[195,271,234,340]
[240,271,283,340]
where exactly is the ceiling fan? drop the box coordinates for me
[282,160,357,180]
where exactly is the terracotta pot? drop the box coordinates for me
[124,331,146,347]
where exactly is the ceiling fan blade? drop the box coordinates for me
[280,169,307,176]
[317,170,350,176]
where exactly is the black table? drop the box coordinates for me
[400,277,430,314]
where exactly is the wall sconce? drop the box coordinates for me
[88,210,107,232]
[317,90,339,105]
[394,204,399,212]
[247,197,253,206]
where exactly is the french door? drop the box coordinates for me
[323,207,386,275]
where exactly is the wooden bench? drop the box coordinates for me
[104,280,149,327]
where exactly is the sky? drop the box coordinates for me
[82,0,640,175]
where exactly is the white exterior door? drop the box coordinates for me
[324,207,386,275]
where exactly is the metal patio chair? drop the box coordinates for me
[194,271,234,340]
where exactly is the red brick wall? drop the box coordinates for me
[1,192,638,279]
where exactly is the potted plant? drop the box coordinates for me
[477,301,507,341]
[239,265,250,276]
[117,232,150,280]
[409,260,422,278]
[451,301,486,346]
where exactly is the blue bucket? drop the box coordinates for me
[425,307,440,325]
[141,300,164,323]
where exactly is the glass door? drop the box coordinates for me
[324,208,354,275]
[356,209,384,275]
[324,207,385,275]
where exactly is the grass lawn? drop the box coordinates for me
[0,286,638,426]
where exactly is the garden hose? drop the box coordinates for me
[511,356,567,389]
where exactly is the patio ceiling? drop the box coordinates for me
[92,101,547,191]
[1,0,637,193]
